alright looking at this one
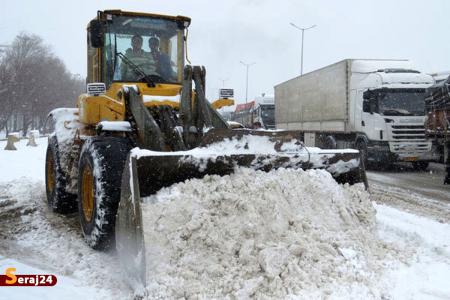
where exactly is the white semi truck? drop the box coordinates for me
[253,94,275,129]
[275,59,437,169]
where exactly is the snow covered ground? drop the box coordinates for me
[0,138,131,299]
[368,165,450,223]
[375,204,450,299]
[0,137,449,299]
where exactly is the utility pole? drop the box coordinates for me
[219,77,229,87]
[240,61,255,103]
[289,23,316,75]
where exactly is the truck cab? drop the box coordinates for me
[351,60,436,165]
[253,95,275,129]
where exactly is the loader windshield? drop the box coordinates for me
[102,15,183,85]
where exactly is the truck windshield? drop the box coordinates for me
[103,15,182,85]
[261,105,275,127]
[377,89,426,116]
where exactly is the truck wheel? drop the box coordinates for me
[412,161,429,171]
[45,136,77,214]
[355,139,368,169]
[77,137,131,250]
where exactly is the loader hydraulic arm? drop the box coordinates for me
[123,65,229,151]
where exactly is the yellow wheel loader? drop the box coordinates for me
[44,9,367,285]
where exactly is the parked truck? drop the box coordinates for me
[275,59,436,169]
[232,95,275,129]
[425,74,450,183]
[253,94,275,129]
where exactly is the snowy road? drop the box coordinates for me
[367,163,450,222]
[0,138,449,299]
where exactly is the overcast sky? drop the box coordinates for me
[1,0,449,104]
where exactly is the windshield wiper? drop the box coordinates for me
[116,52,156,87]
[382,108,413,116]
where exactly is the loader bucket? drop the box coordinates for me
[115,129,367,288]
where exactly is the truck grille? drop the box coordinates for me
[389,124,431,153]
[391,125,426,140]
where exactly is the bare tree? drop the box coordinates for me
[0,33,84,135]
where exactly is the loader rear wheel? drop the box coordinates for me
[77,137,132,250]
[45,136,77,214]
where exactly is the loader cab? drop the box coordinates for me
[87,10,190,88]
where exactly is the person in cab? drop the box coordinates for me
[121,34,157,81]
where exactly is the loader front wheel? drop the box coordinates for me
[77,137,131,250]
[45,136,77,214]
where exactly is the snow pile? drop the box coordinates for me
[132,134,358,158]
[376,204,450,299]
[132,135,307,157]
[140,168,388,299]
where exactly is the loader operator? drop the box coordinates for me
[148,36,175,81]
[120,34,157,81]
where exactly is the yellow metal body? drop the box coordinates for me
[80,10,190,126]
[211,98,234,110]
[78,10,228,127]
[77,83,183,125]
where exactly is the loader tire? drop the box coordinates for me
[77,137,132,250]
[45,136,77,214]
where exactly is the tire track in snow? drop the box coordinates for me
[0,180,132,299]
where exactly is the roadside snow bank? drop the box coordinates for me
[140,168,388,299]
[375,203,450,299]
[0,137,47,183]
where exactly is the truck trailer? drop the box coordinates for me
[425,74,450,183]
[275,59,437,169]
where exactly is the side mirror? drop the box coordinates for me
[89,20,104,48]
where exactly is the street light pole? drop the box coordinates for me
[240,61,255,103]
[289,23,316,75]
[219,77,229,87]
